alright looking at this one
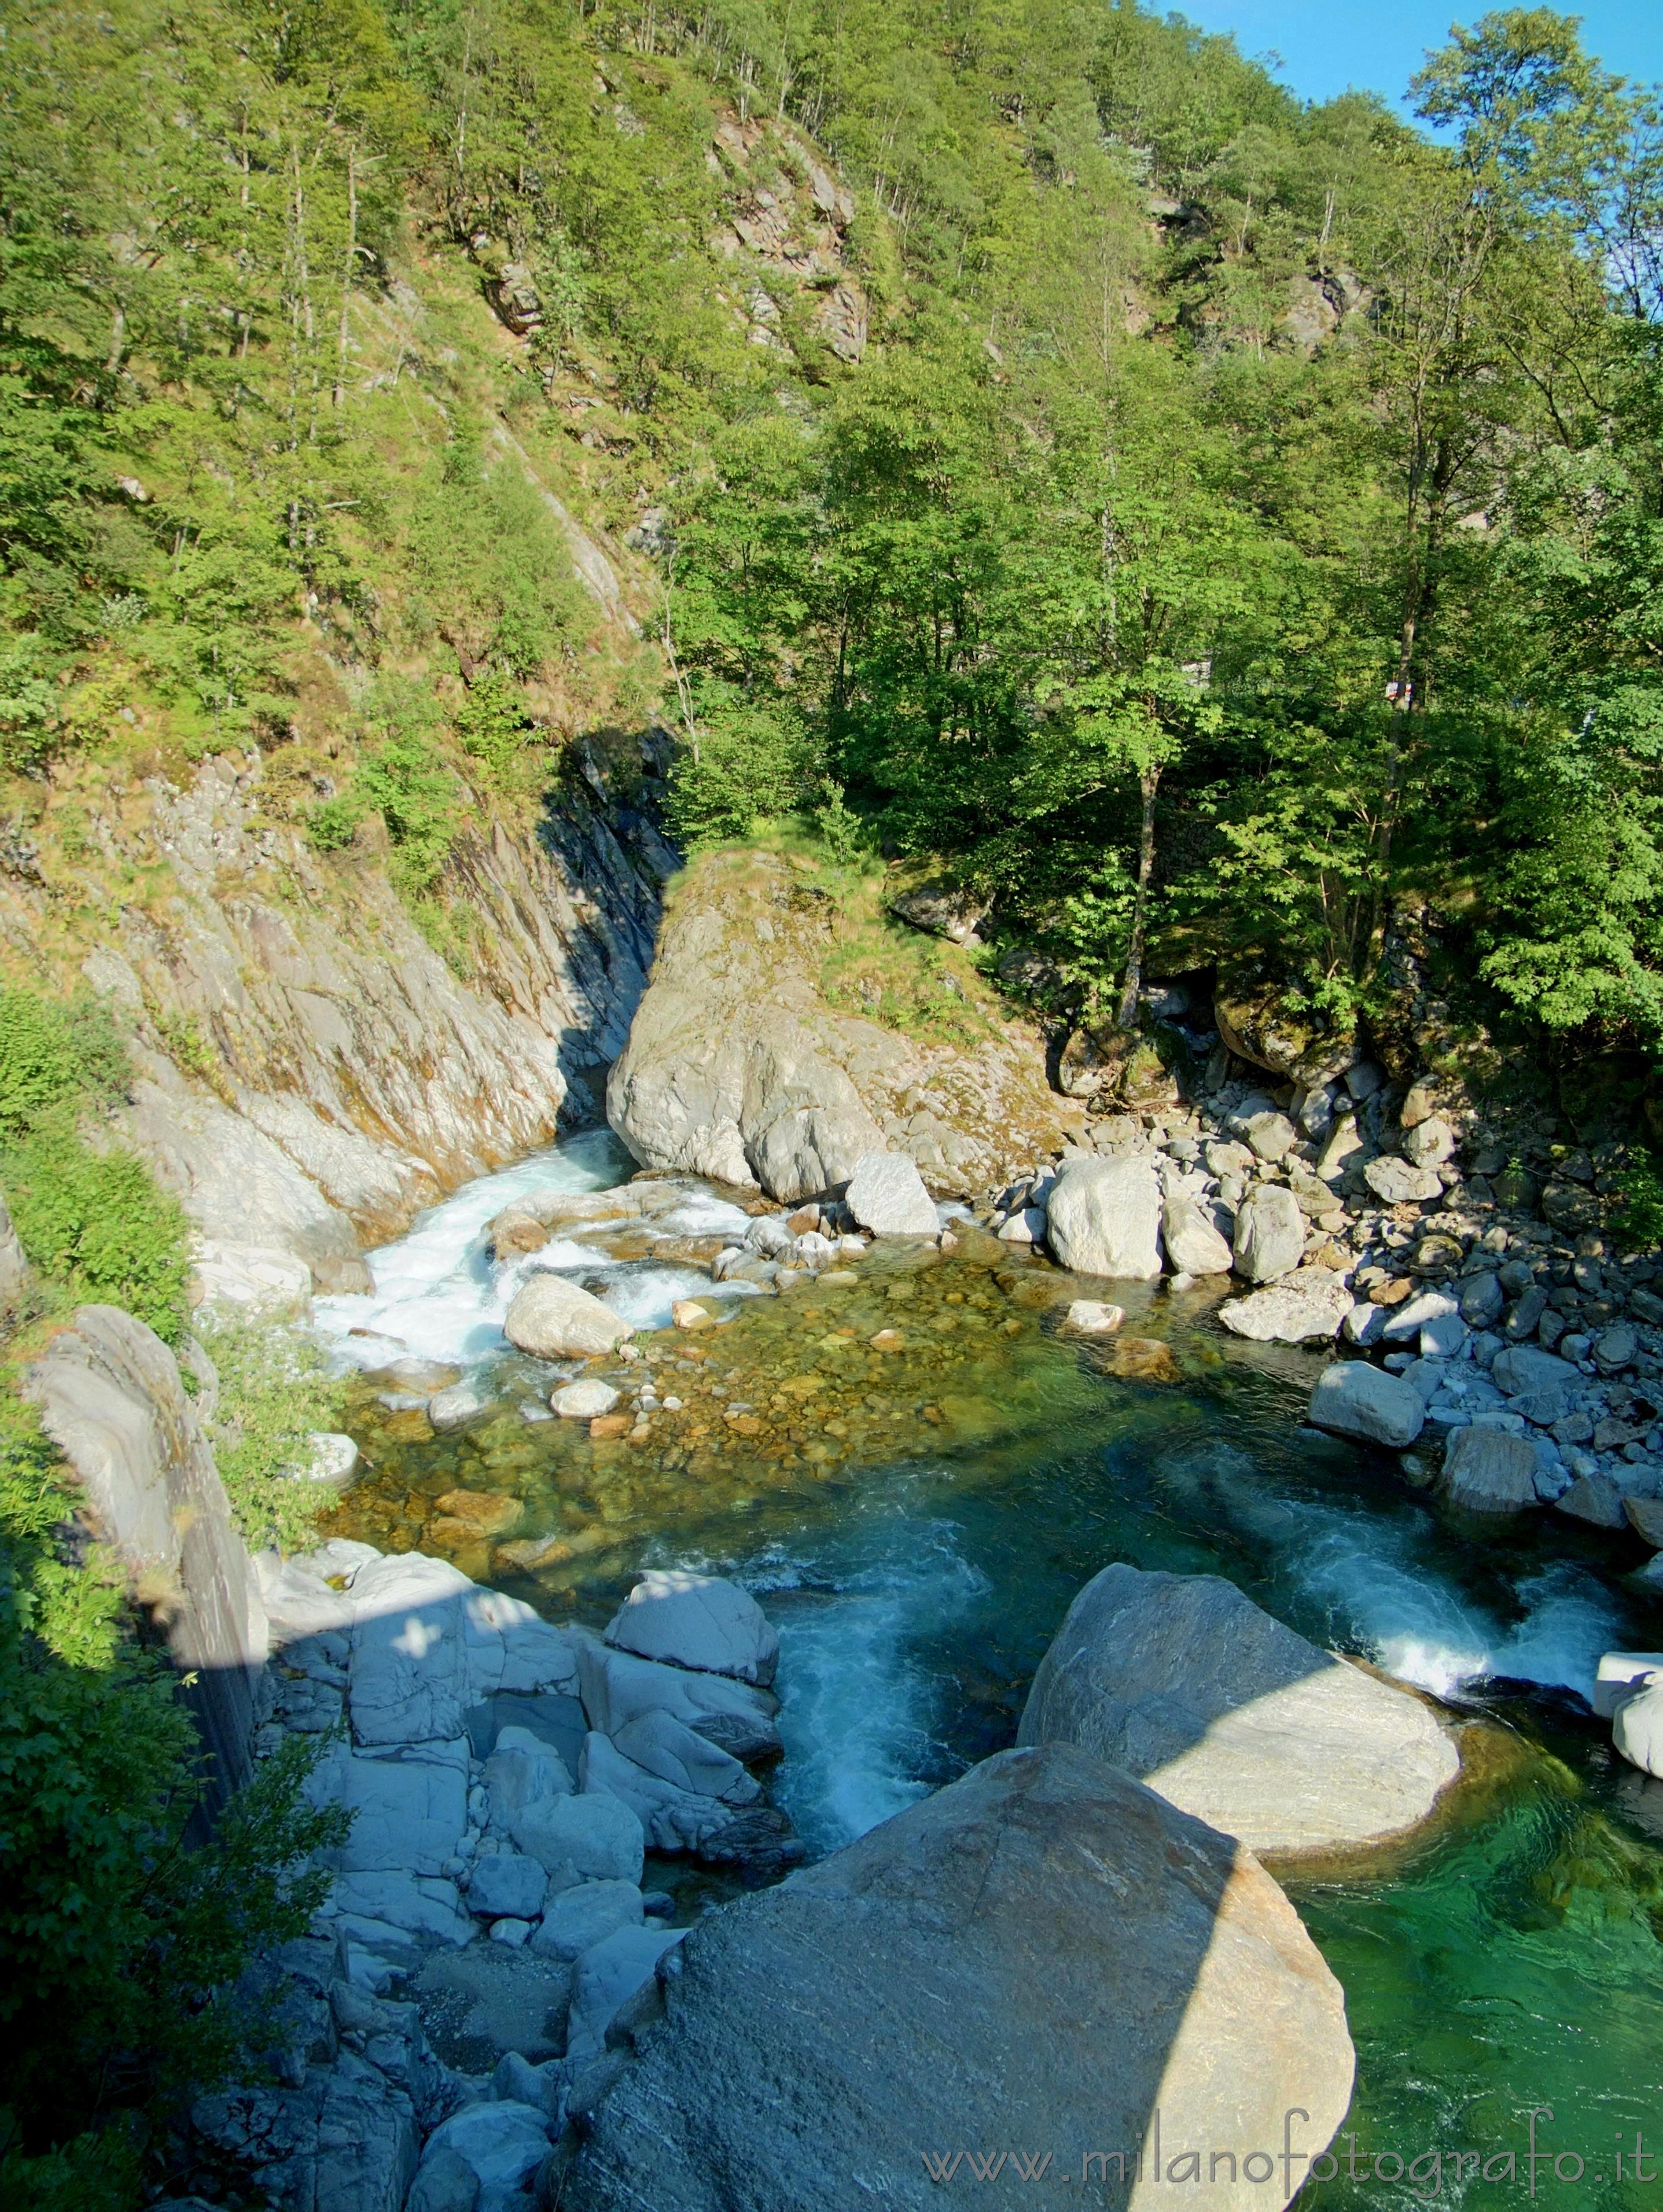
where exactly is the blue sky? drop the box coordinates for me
[1167,2,1661,113]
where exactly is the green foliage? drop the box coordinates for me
[455,673,536,781]
[307,677,459,892]
[4,1120,190,1342]
[0,1396,347,2195]
[197,1316,347,1552]
[665,684,822,845]
[1610,1147,1663,1252]
[406,436,586,679]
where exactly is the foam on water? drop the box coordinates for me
[309,1128,752,1372]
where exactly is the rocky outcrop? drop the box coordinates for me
[25,1305,268,1813]
[559,1744,1353,2211]
[9,741,675,1295]
[606,851,1069,1200]
[1018,1565,1460,1858]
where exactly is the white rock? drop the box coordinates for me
[1403,1116,1456,1168]
[1308,1362,1426,1448]
[484,1727,574,1827]
[1594,1652,1663,1720]
[1614,1673,1663,1779]
[1241,1110,1297,1162]
[551,1379,620,1420]
[488,1917,533,1949]
[420,2103,551,2212]
[1044,1156,1162,1279]
[996,1206,1047,1245]
[844,1152,939,1237]
[604,1569,779,1686]
[613,1709,759,1805]
[1231,1184,1304,1282]
[329,1868,475,1944]
[1057,1300,1124,1338]
[1342,1302,1385,1348]
[1315,1116,1363,1181]
[1218,1270,1353,1343]
[1381,1290,1459,1342]
[1419,1312,1468,1359]
[1161,1196,1232,1276]
[575,1639,781,1761]
[531,1879,645,1961]
[580,1731,739,1853]
[509,1784,645,1889]
[294,1431,360,1488]
[348,1555,476,1746]
[566,1925,687,2056]
[1363,1157,1443,1205]
[504,1274,633,1360]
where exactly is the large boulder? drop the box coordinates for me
[1162,1195,1232,1276]
[1307,1361,1425,1448]
[1362,1157,1443,1206]
[503,1274,632,1360]
[1613,1673,1663,1779]
[1044,1156,1162,1279]
[560,1744,1353,2211]
[1231,1185,1305,1282]
[1491,1345,1579,1398]
[605,851,1066,1199]
[1213,977,1356,1087]
[1439,1426,1540,1513]
[1219,1270,1352,1344]
[604,1569,779,1686]
[843,1151,939,1236]
[1018,1565,1458,1857]
[574,1639,782,1763]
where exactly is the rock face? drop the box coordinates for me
[562,1744,1353,2211]
[1308,1361,1426,1448]
[503,1275,633,1360]
[843,1151,939,1236]
[1018,1565,1459,1857]
[606,849,1067,1199]
[36,745,675,1291]
[1044,1156,1163,1278]
[1231,1184,1305,1282]
[26,1305,268,1814]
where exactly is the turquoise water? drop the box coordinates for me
[319,1139,1663,2205]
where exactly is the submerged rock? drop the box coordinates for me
[559,1744,1353,2211]
[1018,1564,1459,1856]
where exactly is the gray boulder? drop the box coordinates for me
[604,1569,779,1686]
[531,1878,645,1962]
[1231,1184,1304,1282]
[1459,1272,1504,1326]
[844,1151,939,1236]
[468,1852,549,1923]
[1161,1195,1232,1276]
[1307,1361,1425,1448]
[1613,1674,1663,1779]
[1440,1426,1539,1512]
[566,1923,689,2056]
[1241,1109,1298,1162]
[503,1275,633,1360]
[559,1745,1352,2211]
[1018,1565,1458,1857]
[1403,1116,1456,1167]
[407,2148,480,2212]
[510,1787,644,1889]
[1555,1472,1628,1528]
[1363,1157,1443,1205]
[192,2067,419,2212]
[1218,1269,1352,1344]
[1491,1345,1578,1397]
[574,1638,782,1762]
[1044,1156,1162,1278]
[613,1710,759,1804]
[419,2104,551,2212]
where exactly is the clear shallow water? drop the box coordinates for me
[315,1138,1663,2207]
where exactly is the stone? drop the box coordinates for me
[1315,1116,1363,1180]
[420,2103,551,2212]
[310,1746,468,1879]
[995,1205,1046,1243]
[1491,1345,1579,1397]
[1023,1565,1459,1863]
[531,1879,645,1961]
[1419,1312,1469,1359]
[551,1380,620,1419]
[574,1639,782,1761]
[1614,1674,1663,1779]
[1541,1182,1601,1234]
[1043,1155,1162,1278]
[1342,1301,1386,1347]
[613,1709,759,1804]
[432,1489,522,1538]
[604,1569,778,1687]
[503,1274,632,1360]
[428,1382,490,1431]
[579,1731,742,1855]
[1459,1272,1504,1326]
[1403,1116,1456,1168]
[347,1555,476,1746]
[1057,1298,1125,1337]
[1308,1361,1426,1448]
[1596,1324,1639,1374]
[1231,1184,1305,1282]
[329,1869,474,1946]
[1595,1652,1663,1718]
[558,1745,1352,2212]
[406,2147,480,2212]
[510,1787,645,1889]
[468,1852,549,1922]
[1161,1195,1233,1275]
[844,1152,939,1236]
[671,1298,715,1329]
[567,1924,688,2056]
[192,2063,420,2212]
[1440,1426,1540,1513]
[1241,1110,1298,1162]
[1555,1473,1628,1529]
[1626,1497,1663,1548]
[297,1431,360,1488]
[1218,1270,1353,1344]
[1363,1157,1444,1205]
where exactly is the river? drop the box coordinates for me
[311,1132,1663,2209]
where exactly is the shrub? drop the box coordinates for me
[4,1115,189,1341]
[197,1316,345,1551]
[1611,1145,1663,1252]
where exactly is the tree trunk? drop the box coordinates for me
[1117,761,1161,1032]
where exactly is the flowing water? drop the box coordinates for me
[313,1133,1663,2207]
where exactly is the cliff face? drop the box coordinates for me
[1,737,676,1302]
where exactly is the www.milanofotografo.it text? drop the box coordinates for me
[918,2107,1662,2195]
